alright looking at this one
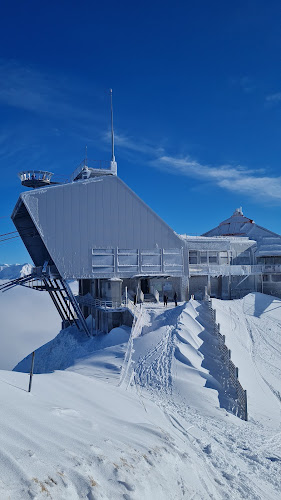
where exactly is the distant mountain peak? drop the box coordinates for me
[0,263,33,280]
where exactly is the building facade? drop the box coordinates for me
[9,165,281,333]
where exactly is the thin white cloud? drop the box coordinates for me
[265,92,281,103]
[230,76,256,93]
[266,92,281,102]
[219,176,281,200]
[103,130,165,156]
[0,59,100,121]
[154,155,281,201]
[103,128,280,203]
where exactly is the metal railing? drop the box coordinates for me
[119,303,143,387]
[76,294,143,319]
[70,159,112,182]
[76,294,124,310]
[189,264,263,276]
[18,170,54,182]
[262,264,281,273]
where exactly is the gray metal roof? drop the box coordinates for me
[13,175,184,279]
[203,208,281,257]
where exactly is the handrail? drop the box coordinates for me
[189,264,264,276]
[70,159,112,182]
[76,294,123,309]
[119,303,143,387]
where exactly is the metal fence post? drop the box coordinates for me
[28,351,35,393]
[244,390,248,421]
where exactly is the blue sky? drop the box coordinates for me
[1,0,281,263]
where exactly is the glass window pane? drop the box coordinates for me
[200,252,207,264]
[189,251,198,264]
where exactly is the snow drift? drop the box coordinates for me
[0,295,280,498]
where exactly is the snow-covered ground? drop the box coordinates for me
[0,291,281,498]
[213,293,281,428]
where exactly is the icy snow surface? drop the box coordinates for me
[213,293,281,428]
[0,296,281,498]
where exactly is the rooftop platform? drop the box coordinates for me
[70,159,117,182]
[18,170,59,189]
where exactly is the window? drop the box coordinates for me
[235,251,250,265]
[271,274,281,282]
[219,251,228,264]
[263,274,270,282]
[208,252,218,264]
[189,251,198,264]
[200,252,207,264]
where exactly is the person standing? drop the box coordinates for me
[174,292,178,307]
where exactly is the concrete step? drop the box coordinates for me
[143,293,157,303]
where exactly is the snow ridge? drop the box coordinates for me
[6,296,281,499]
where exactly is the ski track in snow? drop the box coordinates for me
[0,294,281,498]
[129,299,281,500]
[135,323,174,396]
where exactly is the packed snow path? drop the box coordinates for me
[0,295,280,498]
[129,301,242,418]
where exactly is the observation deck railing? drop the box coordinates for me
[76,293,141,318]
[189,264,264,276]
[70,159,112,182]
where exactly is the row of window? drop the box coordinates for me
[188,250,251,265]
[257,256,281,265]
[189,251,221,264]
[263,274,281,282]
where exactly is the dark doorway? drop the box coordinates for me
[141,279,150,294]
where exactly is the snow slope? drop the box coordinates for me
[213,293,281,428]
[6,297,281,499]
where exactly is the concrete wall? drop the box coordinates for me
[94,308,133,333]
[189,275,208,300]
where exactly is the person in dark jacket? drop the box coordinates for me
[163,294,168,306]
[174,292,178,307]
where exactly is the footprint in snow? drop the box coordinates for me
[118,480,135,492]
[52,407,79,417]
[203,444,212,455]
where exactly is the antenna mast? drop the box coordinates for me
[109,89,117,174]
[110,89,115,161]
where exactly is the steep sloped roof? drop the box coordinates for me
[203,208,281,257]
[13,175,183,278]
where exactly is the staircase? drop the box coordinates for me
[0,272,90,337]
[143,293,157,303]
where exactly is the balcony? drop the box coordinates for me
[189,264,264,277]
